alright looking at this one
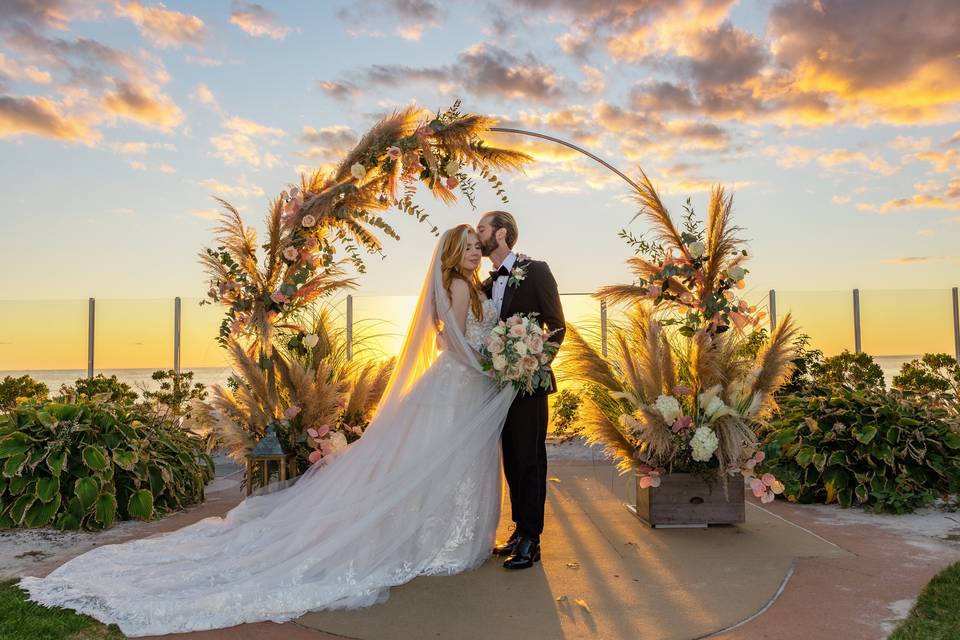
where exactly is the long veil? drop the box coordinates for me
[18,229,517,637]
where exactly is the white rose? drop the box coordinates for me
[350,162,366,180]
[301,214,316,228]
[492,354,507,371]
[444,159,459,175]
[513,340,528,356]
[688,241,706,258]
[728,266,746,281]
[283,246,299,261]
[486,336,505,354]
[653,394,682,424]
[303,333,319,348]
[328,431,348,452]
[690,426,719,462]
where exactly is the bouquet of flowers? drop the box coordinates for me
[480,313,561,394]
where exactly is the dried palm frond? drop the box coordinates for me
[750,314,798,416]
[210,197,262,286]
[556,324,621,393]
[336,105,425,182]
[635,404,676,463]
[630,169,689,258]
[594,284,650,306]
[690,330,723,391]
[702,186,742,291]
[464,142,533,172]
[263,197,285,284]
[578,393,636,474]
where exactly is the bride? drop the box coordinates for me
[18,224,517,637]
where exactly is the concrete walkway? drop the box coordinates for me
[5,449,959,639]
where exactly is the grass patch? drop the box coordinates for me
[890,562,960,639]
[0,578,125,640]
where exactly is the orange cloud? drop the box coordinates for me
[112,0,205,49]
[102,79,184,130]
[0,94,98,142]
[196,177,265,199]
[817,149,897,176]
[229,1,291,40]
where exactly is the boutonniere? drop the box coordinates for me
[507,264,528,288]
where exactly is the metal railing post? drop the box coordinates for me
[87,297,95,378]
[346,295,354,361]
[174,296,181,375]
[853,288,862,353]
[600,299,608,357]
[768,289,777,332]
[952,287,959,361]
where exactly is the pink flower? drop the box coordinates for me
[738,300,749,312]
[639,471,661,489]
[301,214,317,228]
[271,291,288,304]
[539,352,550,365]
[509,323,526,338]
[671,415,692,433]
[308,450,323,464]
[283,246,299,261]
[387,146,402,160]
[750,478,766,498]
[761,473,776,487]
[647,284,662,298]
[445,176,459,189]
[290,187,300,198]
[521,355,539,373]
[507,315,524,326]
[284,405,301,419]
[526,335,544,354]
[672,385,690,396]
[307,424,330,439]
[285,198,301,215]
[679,291,694,305]
[753,451,766,463]
[744,458,757,470]
[729,311,750,330]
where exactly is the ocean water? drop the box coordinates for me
[0,355,922,394]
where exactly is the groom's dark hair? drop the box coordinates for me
[485,210,518,249]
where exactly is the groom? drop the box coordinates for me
[477,210,565,571]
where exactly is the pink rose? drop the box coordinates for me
[671,415,692,433]
[679,291,694,305]
[526,335,544,354]
[486,336,505,355]
[283,246,299,261]
[753,451,766,463]
[445,176,459,189]
[521,355,539,373]
[387,146,402,160]
[284,405,301,419]
[647,284,662,298]
[307,424,330,439]
[308,450,323,464]
[507,315,524,326]
[761,473,776,487]
[509,323,526,338]
[271,291,288,304]
[750,478,765,498]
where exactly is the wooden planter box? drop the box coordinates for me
[628,472,744,528]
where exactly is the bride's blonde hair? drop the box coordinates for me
[440,224,483,320]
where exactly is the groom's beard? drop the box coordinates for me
[479,236,497,257]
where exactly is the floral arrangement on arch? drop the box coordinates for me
[188,102,531,475]
[560,171,798,501]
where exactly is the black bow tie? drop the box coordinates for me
[489,265,510,281]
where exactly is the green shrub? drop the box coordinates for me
[894,353,959,412]
[64,374,138,405]
[0,396,213,531]
[759,383,960,513]
[809,350,885,390]
[0,375,49,412]
[141,369,208,420]
[551,388,583,442]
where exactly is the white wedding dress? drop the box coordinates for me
[18,231,517,637]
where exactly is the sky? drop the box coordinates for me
[1,0,959,366]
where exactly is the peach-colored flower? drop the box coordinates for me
[507,315,524,326]
[266,310,279,322]
[729,311,750,330]
[509,323,526,338]
[445,176,459,189]
[753,451,766,463]
[639,471,661,489]
[283,246,299,261]
[679,291,694,305]
[308,450,323,464]
[647,284,662,298]
[301,214,316,228]
[750,478,766,498]
[308,424,331,439]
[271,291,288,304]
[761,473,776,487]
[539,352,550,365]
[284,405,301,419]
[521,355,539,373]
[527,335,544,354]
[723,290,736,302]
[736,280,745,289]
[487,336,505,354]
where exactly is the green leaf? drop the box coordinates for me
[853,425,878,444]
[46,448,67,476]
[24,494,61,527]
[74,476,99,512]
[35,476,60,503]
[82,445,109,471]
[95,493,117,528]
[943,433,960,450]
[112,449,138,471]
[795,446,816,467]
[10,493,35,524]
[127,489,154,520]
[3,453,27,478]
[854,484,868,503]
[7,475,29,495]
[0,432,33,458]
[57,512,80,531]
[813,452,828,473]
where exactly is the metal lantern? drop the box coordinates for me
[245,423,297,496]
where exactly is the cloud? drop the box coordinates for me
[889,136,931,152]
[882,256,959,265]
[511,106,602,146]
[196,176,265,199]
[316,79,362,102]
[0,53,53,85]
[298,124,357,158]
[337,0,445,41]
[832,195,851,204]
[107,140,175,154]
[0,94,98,141]
[229,1,291,40]
[223,115,284,138]
[112,0,205,49]
[592,102,731,157]
[578,65,605,95]
[762,144,817,169]
[879,195,960,213]
[816,149,897,176]
[191,208,222,220]
[914,149,960,174]
[209,117,282,169]
[191,82,223,115]
[101,79,184,130]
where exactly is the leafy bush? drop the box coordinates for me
[141,370,208,420]
[759,383,960,513]
[0,396,213,530]
[63,374,138,405]
[809,350,885,390]
[550,388,582,442]
[0,375,48,412]
[894,353,959,413]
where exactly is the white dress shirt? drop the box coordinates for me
[491,251,517,317]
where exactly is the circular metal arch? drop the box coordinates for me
[489,126,641,193]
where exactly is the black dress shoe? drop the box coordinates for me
[503,537,540,570]
[493,530,519,556]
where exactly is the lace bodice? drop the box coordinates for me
[465,297,498,350]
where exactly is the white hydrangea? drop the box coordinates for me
[728,266,746,281]
[350,162,366,180]
[690,426,719,462]
[653,394,682,424]
[688,241,706,258]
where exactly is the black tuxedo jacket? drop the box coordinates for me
[482,258,566,396]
